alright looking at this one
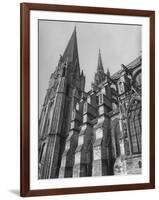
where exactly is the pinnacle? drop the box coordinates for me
[81,70,84,76]
[107,68,110,77]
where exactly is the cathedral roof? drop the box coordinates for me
[62,26,79,67]
[111,56,141,80]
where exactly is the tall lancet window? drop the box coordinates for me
[99,94,103,105]
[128,99,141,154]
[39,143,46,163]
[114,122,121,157]
[83,102,87,113]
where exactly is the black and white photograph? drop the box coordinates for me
[38,20,142,179]
[20,3,155,197]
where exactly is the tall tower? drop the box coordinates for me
[91,50,114,176]
[38,27,85,179]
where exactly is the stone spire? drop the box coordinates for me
[80,70,85,92]
[93,49,106,86]
[62,26,79,67]
[97,49,104,73]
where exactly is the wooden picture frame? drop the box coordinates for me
[20,2,155,197]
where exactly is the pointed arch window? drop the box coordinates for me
[118,81,125,94]
[76,103,79,111]
[114,122,121,157]
[99,94,103,105]
[72,109,76,120]
[128,99,141,154]
[39,143,46,163]
[83,102,87,113]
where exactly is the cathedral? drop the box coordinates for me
[38,27,142,179]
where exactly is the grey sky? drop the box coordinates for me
[39,20,141,113]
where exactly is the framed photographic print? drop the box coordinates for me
[20,3,155,197]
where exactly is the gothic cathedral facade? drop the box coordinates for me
[38,27,142,179]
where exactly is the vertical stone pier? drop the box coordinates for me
[73,94,97,177]
[92,85,114,176]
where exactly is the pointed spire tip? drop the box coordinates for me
[62,26,79,66]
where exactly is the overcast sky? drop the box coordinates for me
[39,20,141,113]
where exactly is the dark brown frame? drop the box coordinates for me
[20,2,155,197]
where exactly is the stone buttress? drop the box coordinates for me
[73,93,97,177]
[92,83,114,176]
